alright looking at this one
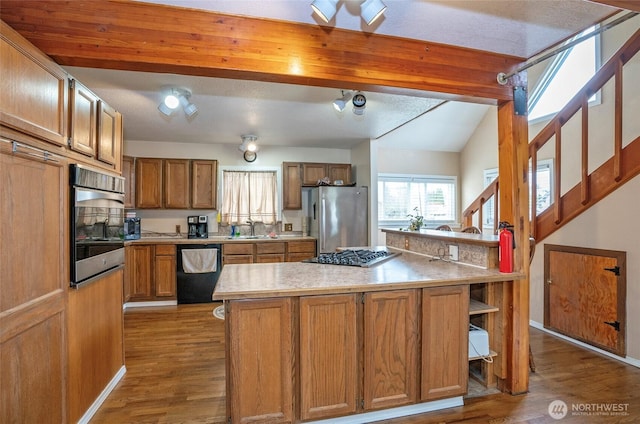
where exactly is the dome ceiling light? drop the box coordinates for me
[158,88,198,118]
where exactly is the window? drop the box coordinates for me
[528,26,600,122]
[482,159,553,229]
[378,174,457,228]
[220,170,278,225]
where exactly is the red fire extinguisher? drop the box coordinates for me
[498,221,515,273]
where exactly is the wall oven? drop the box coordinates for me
[70,164,125,287]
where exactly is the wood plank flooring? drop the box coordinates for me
[91,303,640,423]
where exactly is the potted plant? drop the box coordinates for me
[407,207,424,231]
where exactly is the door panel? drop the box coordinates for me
[545,245,626,356]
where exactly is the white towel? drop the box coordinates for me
[182,248,217,273]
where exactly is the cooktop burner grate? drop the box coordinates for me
[304,249,399,267]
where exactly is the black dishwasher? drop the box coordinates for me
[176,244,222,304]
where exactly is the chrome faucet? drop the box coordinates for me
[246,218,256,236]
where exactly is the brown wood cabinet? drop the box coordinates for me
[163,159,190,209]
[421,285,469,401]
[191,159,217,209]
[223,243,254,264]
[1,144,67,423]
[286,240,316,262]
[126,244,177,301]
[302,162,328,186]
[97,100,120,167]
[227,298,294,424]
[256,242,286,263]
[282,162,302,210]
[154,245,177,298]
[328,163,351,184]
[299,294,358,420]
[67,268,124,422]
[69,79,98,157]
[363,289,419,410]
[122,156,135,209]
[0,21,68,146]
[135,158,163,208]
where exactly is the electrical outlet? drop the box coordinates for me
[404,237,409,249]
[284,223,293,231]
[448,245,459,261]
[176,224,181,234]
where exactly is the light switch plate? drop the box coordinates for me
[448,245,459,261]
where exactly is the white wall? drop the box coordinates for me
[124,140,352,234]
[351,140,375,246]
[459,15,640,361]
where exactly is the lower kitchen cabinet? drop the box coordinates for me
[286,240,316,262]
[256,242,286,263]
[126,244,176,301]
[300,294,358,421]
[223,243,254,264]
[226,298,294,424]
[363,289,419,410]
[421,285,469,401]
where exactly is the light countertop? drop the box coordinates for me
[212,248,525,300]
[125,235,316,245]
[382,228,500,247]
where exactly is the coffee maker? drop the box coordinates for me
[187,215,208,239]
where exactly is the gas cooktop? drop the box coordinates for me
[304,249,400,267]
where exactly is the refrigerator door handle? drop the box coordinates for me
[313,202,316,220]
[320,198,326,252]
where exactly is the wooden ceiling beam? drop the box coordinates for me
[0,0,523,103]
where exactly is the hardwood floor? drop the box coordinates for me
[91,303,640,423]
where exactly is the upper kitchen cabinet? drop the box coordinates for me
[191,160,218,209]
[122,156,135,209]
[163,159,190,209]
[135,158,163,208]
[302,162,352,186]
[97,100,121,169]
[0,21,68,146]
[69,79,98,157]
[282,162,302,210]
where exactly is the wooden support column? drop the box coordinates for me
[497,97,530,395]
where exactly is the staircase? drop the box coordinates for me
[463,27,640,242]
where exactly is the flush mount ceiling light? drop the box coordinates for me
[332,90,352,112]
[158,88,198,118]
[352,92,366,115]
[311,0,338,23]
[361,0,387,25]
[238,135,259,152]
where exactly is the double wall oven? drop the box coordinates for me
[70,164,125,287]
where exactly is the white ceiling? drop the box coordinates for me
[65,0,620,152]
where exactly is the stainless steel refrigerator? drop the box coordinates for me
[309,186,368,253]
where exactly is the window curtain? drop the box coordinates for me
[221,171,278,225]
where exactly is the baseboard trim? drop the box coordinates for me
[530,321,639,369]
[306,397,464,424]
[124,300,178,309]
[77,365,126,424]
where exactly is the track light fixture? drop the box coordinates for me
[352,92,366,115]
[332,90,352,112]
[361,0,387,25]
[311,0,387,26]
[311,0,338,23]
[158,88,198,118]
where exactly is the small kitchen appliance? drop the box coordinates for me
[124,216,141,240]
[468,324,490,358]
[187,215,208,239]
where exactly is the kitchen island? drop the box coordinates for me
[213,247,524,424]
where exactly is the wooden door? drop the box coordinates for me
[328,163,351,184]
[282,162,302,210]
[302,163,327,186]
[69,79,98,156]
[135,158,163,208]
[226,298,294,424]
[422,285,469,401]
[299,294,358,420]
[163,159,190,208]
[126,245,154,299]
[122,156,135,209]
[363,289,419,410]
[1,144,67,423]
[545,244,626,356]
[154,245,176,298]
[97,100,118,166]
[191,159,217,209]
